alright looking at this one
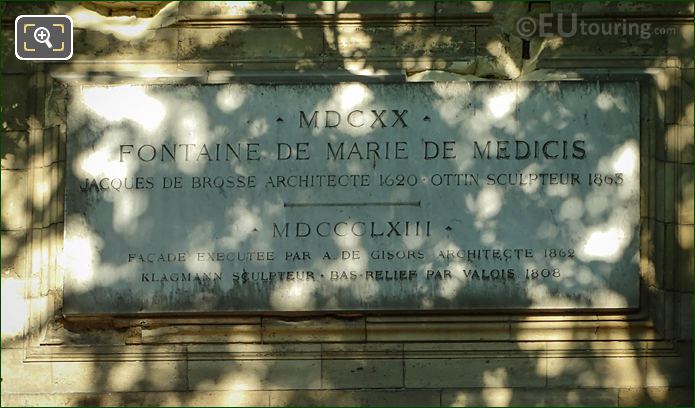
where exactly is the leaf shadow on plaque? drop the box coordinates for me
[1,1,693,407]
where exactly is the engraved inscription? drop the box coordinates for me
[64,82,640,313]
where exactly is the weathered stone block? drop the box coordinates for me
[677,163,694,224]
[0,276,28,346]
[677,224,694,291]
[51,360,187,392]
[668,125,695,164]
[1,1,54,20]
[38,126,60,169]
[655,161,676,223]
[648,287,669,338]
[668,22,694,57]
[0,390,274,407]
[678,292,693,340]
[144,390,270,407]
[1,394,67,407]
[663,222,677,291]
[0,349,53,394]
[539,30,669,60]
[618,386,694,406]
[188,359,321,391]
[45,81,69,130]
[324,26,475,60]
[322,343,403,360]
[71,27,178,61]
[284,2,435,16]
[178,27,324,61]
[142,324,261,343]
[543,388,620,406]
[262,317,364,343]
[645,354,694,387]
[641,159,650,218]
[648,219,664,287]
[678,125,694,163]
[178,1,281,19]
[595,321,659,341]
[322,359,403,389]
[511,320,598,341]
[340,1,435,16]
[404,341,534,355]
[367,322,510,342]
[666,124,682,163]
[665,67,681,126]
[436,1,526,16]
[648,159,658,221]
[405,357,543,388]
[547,356,645,388]
[1,169,28,230]
[2,75,30,131]
[187,343,320,357]
[1,229,26,279]
[1,131,29,170]
[680,68,694,125]
[551,2,694,15]
[474,26,523,79]
[269,390,359,407]
[442,387,619,406]
[269,390,440,407]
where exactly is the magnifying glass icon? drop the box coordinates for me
[33,27,52,49]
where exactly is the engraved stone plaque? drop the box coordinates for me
[64,81,640,313]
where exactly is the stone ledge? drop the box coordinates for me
[262,317,365,343]
[141,324,261,344]
[22,338,682,364]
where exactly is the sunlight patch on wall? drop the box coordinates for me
[595,91,628,112]
[336,27,372,56]
[611,141,639,175]
[486,89,517,119]
[343,62,392,79]
[335,83,374,111]
[472,1,494,12]
[0,279,27,340]
[579,226,629,263]
[466,186,503,222]
[601,354,641,388]
[66,2,178,40]
[270,280,317,310]
[62,215,102,288]
[198,366,263,391]
[482,368,512,406]
[216,84,250,113]
[80,86,165,131]
[74,141,129,181]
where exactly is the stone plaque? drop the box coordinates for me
[64,81,640,314]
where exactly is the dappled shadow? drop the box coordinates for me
[63,80,641,313]
[1,1,693,407]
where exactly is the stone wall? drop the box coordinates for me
[1,1,693,406]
